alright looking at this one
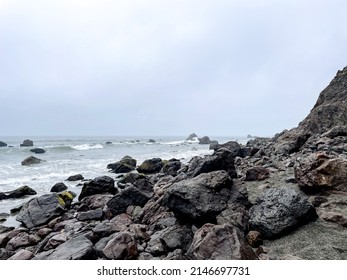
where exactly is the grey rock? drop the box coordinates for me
[50,182,68,193]
[21,156,45,166]
[198,136,212,144]
[8,249,33,260]
[77,208,103,221]
[117,172,153,196]
[186,133,198,141]
[102,232,138,260]
[78,176,116,200]
[0,186,37,200]
[137,158,163,174]
[107,156,137,173]
[0,141,7,147]
[66,174,84,181]
[20,139,33,147]
[30,148,45,154]
[6,232,40,250]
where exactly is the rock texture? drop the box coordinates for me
[21,156,45,166]
[20,139,33,147]
[107,156,137,173]
[0,141,7,147]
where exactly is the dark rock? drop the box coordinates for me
[0,225,15,234]
[92,220,121,238]
[77,208,103,221]
[308,196,328,207]
[0,186,37,200]
[246,231,263,248]
[21,156,45,166]
[107,156,137,173]
[321,125,347,138]
[187,148,237,178]
[105,141,112,144]
[8,249,33,260]
[161,159,182,176]
[20,139,33,147]
[0,141,7,147]
[137,158,163,174]
[210,141,242,157]
[117,172,154,196]
[16,194,67,229]
[162,171,232,224]
[102,232,138,260]
[295,153,347,193]
[78,176,116,201]
[186,133,198,141]
[148,139,156,143]
[79,194,113,210]
[30,148,45,154]
[274,129,311,155]
[50,182,68,193]
[0,249,15,260]
[245,167,270,181]
[106,186,150,217]
[187,223,257,260]
[198,136,212,144]
[249,188,318,239]
[66,174,84,181]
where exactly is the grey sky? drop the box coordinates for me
[0,0,346,137]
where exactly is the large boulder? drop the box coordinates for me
[137,158,163,174]
[107,156,137,173]
[210,141,242,156]
[30,148,45,154]
[16,194,67,229]
[198,136,212,144]
[66,174,84,181]
[78,176,116,200]
[186,133,198,141]
[50,182,68,193]
[187,223,257,260]
[20,139,33,147]
[162,171,232,224]
[249,188,318,239]
[21,156,45,166]
[187,148,237,178]
[0,186,36,200]
[161,159,182,176]
[294,152,347,193]
[117,172,153,196]
[0,141,7,147]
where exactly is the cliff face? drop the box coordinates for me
[274,66,347,154]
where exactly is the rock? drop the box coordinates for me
[78,176,116,200]
[20,139,33,147]
[0,249,15,260]
[66,174,84,181]
[319,212,347,227]
[44,233,68,251]
[0,186,37,200]
[245,167,270,181]
[0,141,7,147]
[137,158,163,174]
[105,141,112,144]
[21,156,44,166]
[162,171,232,224]
[92,220,122,238]
[186,133,198,141]
[210,141,242,157]
[34,235,95,260]
[77,208,103,221]
[161,159,182,176]
[6,232,40,250]
[198,136,212,144]
[8,249,33,260]
[79,194,113,210]
[107,156,137,173]
[249,188,318,239]
[0,225,15,234]
[187,148,237,178]
[187,223,257,260]
[117,172,154,196]
[148,139,156,143]
[295,153,347,193]
[30,148,45,154]
[50,182,68,193]
[102,232,138,260]
[246,231,263,248]
[16,194,67,229]
[308,196,328,207]
[106,186,150,217]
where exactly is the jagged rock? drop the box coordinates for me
[210,141,242,157]
[50,182,68,193]
[246,231,263,248]
[295,153,347,193]
[161,159,182,176]
[187,148,237,178]
[137,158,163,174]
[66,174,84,181]
[106,186,150,217]
[198,136,212,144]
[30,148,45,154]
[186,133,198,141]
[20,139,33,147]
[117,172,153,196]
[0,141,7,147]
[245,167,270,181]
[8,249,33,260]
[249,188,318,239]
[0,186,36,200]
[77,208,103,221]
[162,171,232,224]
[78,176,116,200]
[102,232,138,260]
[21,156,45,166]
[16,194,67,229]
[107,156,137,173]
[187,223,257,260]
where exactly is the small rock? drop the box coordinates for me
[21,156,45,166]
[0,141,7,147]
[245,167,270,181]
[30,148,45,154]
[8,249,33,260]
[50,182,68,193]
[245,231,263,248]
[77,208,103,221]
[66,174,84,181]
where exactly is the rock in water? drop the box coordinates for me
[249,188,318,239]
[0,141,7,147]
[21,156,44,166]
[66,174,84,181]
[187,223,257,260]
[20,139,33,147]
[0,186,36,200]
[148,139,156,143]
[186,133,198,141]
[79,176,116,200]
[50,182,68,193]
[107,156,137,173]
[30,148,45,154]
[198,136,212,144]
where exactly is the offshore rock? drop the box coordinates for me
[20,139,33,147]
[107,156,137,174]
[0,141,7,147]
[0,186,37,200]
[30,148,45,154]
[21,156,45,166]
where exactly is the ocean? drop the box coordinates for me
[0,135,248,227]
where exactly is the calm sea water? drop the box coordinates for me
[0,135,248,226]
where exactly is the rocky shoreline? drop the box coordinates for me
[1,67,347,260]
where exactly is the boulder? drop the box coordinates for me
[198,136,212,144]
[210,141,242,157]
[148,139,156,143]
[106,186,150,217]
[78,176,116,200]
[20,139,33,147]
[102,232,138,260]
[50,182,68,193]
[16,194,67,229]
[107,156,137,173]
[137,158,163,174]
[8,249,33,260]
[187,223,257,260]
[117,172,153,196]
[0,141,7,147]
[6,232,40,250]
[186,133,198,141]
[245,231,263,248]
[245,167,270,181]
[21,156,45,166]
[161,159,182,176]
[77,208,103,221]
[294,153,347,193]
[162,171,232,224]
[30,148,45,154]
[105,141,112,144]
[66,174,84,181]
[249,188,318,239]
[0,186,36,200]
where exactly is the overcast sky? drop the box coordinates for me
[0,0,346,137]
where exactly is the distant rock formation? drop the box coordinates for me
[30,148,45,154]
[21,156,45,166]
[20,139,34,147]
[186,133,198,141]
[0,141,7,147]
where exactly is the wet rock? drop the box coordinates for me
[78,176,116,200]
[186,133,198,141]
[210,141,242,157]
[92,220,122,238]
[249,188,318,239]
[245,167,270,181]
[50,182,68,193]
[21,156,45,166]
[308,196,328,207]
[107,156,137,173]
[0,141,7,147]
[137,158,163,174]
[30,148,45,154]
[102,232,138,260]
[0,186,37,200]
[79,194,113,210]
[44,233,67,251]
[320,212,347,227]
[77,208,103,221]
[20,139,33,147]
[0,249,15,260]
[66,174,84,181]
[187,223,257,260]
